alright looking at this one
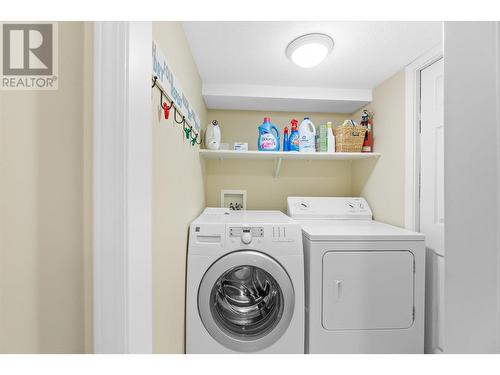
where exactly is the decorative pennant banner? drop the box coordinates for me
[152,39,201,133]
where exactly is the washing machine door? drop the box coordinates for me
[198,250,295,352]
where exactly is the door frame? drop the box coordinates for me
[404,44,443,231]
[93,21,153,353]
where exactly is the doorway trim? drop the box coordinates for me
[404,44,443,231]
[93,21,153,353]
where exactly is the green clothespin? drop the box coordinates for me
[191,136,196,146]
[184,126,191,139]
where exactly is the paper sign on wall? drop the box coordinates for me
[152,39,201,133]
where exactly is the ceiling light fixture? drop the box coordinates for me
[286,33,334,68]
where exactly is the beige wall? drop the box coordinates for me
[206,158,352,212]
[351,70,406,226]
[152,22,208,353]
[205,110,353,211]
[0,22,89,353]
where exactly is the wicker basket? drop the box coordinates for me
[334,121,367,152]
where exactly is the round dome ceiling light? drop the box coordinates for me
[286,33,334,68]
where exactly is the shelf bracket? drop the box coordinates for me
[274,157,283,178]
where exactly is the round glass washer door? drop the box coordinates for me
[198,250,295,352]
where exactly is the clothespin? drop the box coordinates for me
[184,126,191,139]
[162,102,170,120]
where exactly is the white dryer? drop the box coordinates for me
[186,208,304,353]
[287,197,425,354]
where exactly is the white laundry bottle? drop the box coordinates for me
[205,120,221,150]
[327,121,336,153]
[299,117,316,152]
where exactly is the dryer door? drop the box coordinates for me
[198,250,295,352]
[322,251,414,330]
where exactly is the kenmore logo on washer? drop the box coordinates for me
[1,22,58,90]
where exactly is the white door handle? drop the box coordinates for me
[335,280,343,301]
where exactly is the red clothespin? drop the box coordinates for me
[162,102,170,120]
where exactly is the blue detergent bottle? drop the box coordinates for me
[288,119,299,151]
[258,117,280,151]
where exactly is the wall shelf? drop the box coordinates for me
[199,149,381,177]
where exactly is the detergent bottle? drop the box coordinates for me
[288,119,299,152]
[299,117,316,152]
[283,126,289,151]
[327,121,336,153]
[258,117,280,151]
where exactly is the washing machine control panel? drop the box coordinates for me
[230,227,264,237]
[230,227,264,244]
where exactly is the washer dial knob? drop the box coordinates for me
[241,232,252,244]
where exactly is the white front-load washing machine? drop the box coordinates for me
[287,197,425,354]
[186,208,304,353]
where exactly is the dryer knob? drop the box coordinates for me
[241,232,252,244]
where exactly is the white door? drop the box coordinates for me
[419,58,445,353]
[322,251,414,330]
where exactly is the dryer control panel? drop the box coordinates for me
[287,197,373,220]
